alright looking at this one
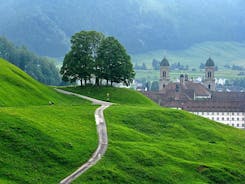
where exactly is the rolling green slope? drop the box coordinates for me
[63,86,156,106]
[65,87,245,184]
[0,58,98,183]
[0,58,76,106]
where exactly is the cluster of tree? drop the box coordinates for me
[224,64,245,71]
[152,59,160,70]
[134,63,147,70]
[135,78,159,92]
[60,31,135,86]
[150,81,159,91]
[170,62,189,71]
[232,78,245,89]
[238,72,245,76]
[199,63,205,69]
[152,59,189,71]
[224,78,245,91]
[0,37,61,85]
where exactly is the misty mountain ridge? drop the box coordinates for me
[0,0,245,57]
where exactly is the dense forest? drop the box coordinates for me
[0,37,61,85]
[0,0,244,57]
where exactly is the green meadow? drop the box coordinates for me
[64,87,245,184]
[0,58,98,183]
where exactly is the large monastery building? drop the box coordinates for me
[144,57,245,129]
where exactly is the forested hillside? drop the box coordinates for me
[0,37,61,85]
[0,0,244,57]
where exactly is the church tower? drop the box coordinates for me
[204,57,216,91]
[159,57,170,91]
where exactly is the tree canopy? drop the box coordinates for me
[60,31,135,86]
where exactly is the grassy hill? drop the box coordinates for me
[0,58,79,106]
[132,41,245,68]
[0,58,98,183]
[63,86,156,106]
[64,87,245,184]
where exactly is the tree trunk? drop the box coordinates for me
[110,81,113,86]
[80,80,83,86]
[106,80,109,86]
[95,77,99,86]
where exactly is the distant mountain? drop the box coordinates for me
[0,0,245,57]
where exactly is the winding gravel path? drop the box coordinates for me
[56,89,112,184]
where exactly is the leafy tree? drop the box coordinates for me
[61,32,135,86]
[134,62,147,70]
[97,36,135,86]
[60,31,104,86]
[232,64,244,71]
[170,62,189,70]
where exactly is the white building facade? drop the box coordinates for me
[191,111,245,129]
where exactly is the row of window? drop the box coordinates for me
[208,117,245,121]
[195,112,244,116]
[228,123,245,128]
[191,112,245,128]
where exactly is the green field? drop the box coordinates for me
[64,87,245,184]
[0,58,98,183]
[132,41,245,68]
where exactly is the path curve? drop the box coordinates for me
[56,89,112,184]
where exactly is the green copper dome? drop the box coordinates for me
[205,57,215,67]
[160,57,170,66]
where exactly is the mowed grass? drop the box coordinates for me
[65,87,245,184]
[0,58,98,183]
